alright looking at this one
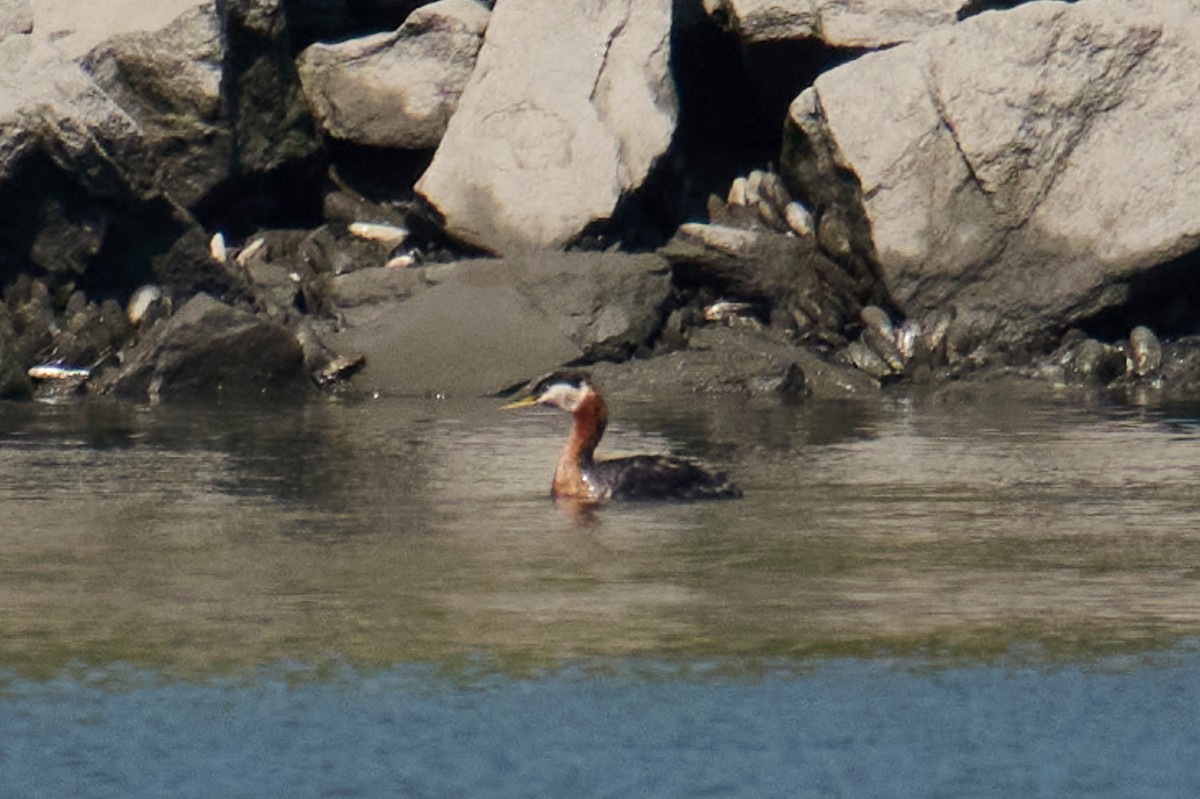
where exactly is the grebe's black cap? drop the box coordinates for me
[502,369,595,409]
[530,369,592,395]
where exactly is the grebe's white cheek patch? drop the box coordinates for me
[539,382,589,411]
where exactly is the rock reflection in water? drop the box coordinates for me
[0,382,1199,676]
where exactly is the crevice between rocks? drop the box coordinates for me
[956,0,1038,22]
[570,1,783,251]
[1075,246,1200,341]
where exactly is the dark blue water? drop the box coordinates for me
[3,653,1199,799]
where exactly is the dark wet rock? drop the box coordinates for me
[292,316,365,387]
[511,251,671,362]
[589,326,805,398]
[0,278,140,399]
[589,325,877,401]
[227,232,320,314]
[53,296,130,367]
[0,273,137,386]
[415,0,676,254]
[294,224,402,280]
[5,277,55,365]
[95,293,306,401]
[1062,337,1128,385]
[791,345,880,399]
[218,0,321,177]
[208,230,370,387]
[1155,337,1200,395]
[334,252,670,396]
[150,225,239,298]
[321,190,410,230]
[28,198,108,279]
[222,227,372,326]
[660,223,876,344]
[296,0,490,149]
[0,307,33,399]
[243,260,305,317]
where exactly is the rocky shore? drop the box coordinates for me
[2,0,1200,405]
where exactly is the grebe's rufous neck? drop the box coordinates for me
[504,370,742,502]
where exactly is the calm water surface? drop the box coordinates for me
[2,382,1199,796]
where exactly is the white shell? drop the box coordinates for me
[726,176,748,206]
[209,232,227,264]
[920,309,953,352]
[385,253,417,269]
[744,170,765,206]
[703,300,754,323]
[895,320,921,359]
[847,340,889,378]
[860,305,894,338]
[126,284,163,325]
[28,363,90,380]
[678,222,760,254]
[1129,325,1162,376]
[756,198,787,231]
[349,221,410,248]
[235,237,266,266]
[784,201,814,237]
[758,172,792,212]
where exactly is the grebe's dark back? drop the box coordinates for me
[504,371,741,502]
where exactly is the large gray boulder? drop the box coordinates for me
[28,0,316,206]
[333,252,672,396]
[722,0,970,48]
[27,0,204,59]
[1,0,31,37]
[79,0,317,203]
[783,0,1196,345]
[415,0,677,254]
[296,0,490,149]
[76,1,229,207]
[0,0,317,290]
[1,7,143,182]
[0,21,153,280]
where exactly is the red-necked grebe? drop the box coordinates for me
[504,371,742,502]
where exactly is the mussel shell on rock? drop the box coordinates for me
[1129,325,1162,376]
